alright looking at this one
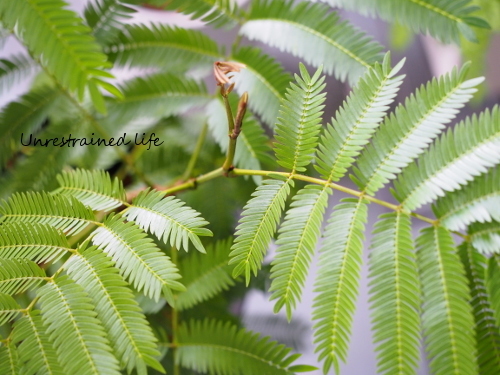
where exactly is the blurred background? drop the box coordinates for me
[1,1,499,373]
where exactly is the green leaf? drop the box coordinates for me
[313,197,368,374]
[84,0,136,45]
[229,178,293,284]
[37,275,121,375]
[206,97,273,184]
[0,222,70,263]
[319,0,488,43]
[91,213,185,302]
[269,185,330,320]
[0,293,22,326]
[106,24,220,70]
[230,47,292,127]
[177,238,236,311]
[394,105,500,211]
[240,0,383,84]
[417,226,477,375]
[176,319,311,375]
[65,244,165,375]
[0,86,59,168]
[0,192,95,236]
[468,220,500,255]
[274,64,326,173]
[109,73,210,125]
[459,242,500,375]
[124,189,212,253]
[157,0,241,27]
[487,255,500,328]
[0,341,19,375]
[315,53,405,182]
[353,64,482,195]
[0,0,117,101]
[433,166,500,231]
[0,54,38,95]
[0,259,46,295]
[368,212,420,375]
[12,310,65,375]
[54,169,126,211]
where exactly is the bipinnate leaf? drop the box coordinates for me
[0,222,70,263]
[0,341,19,375]
[0,192,95,236]
[240,0,383,83]
[124,189,212,253]
[270,185,330,320]
[459,242,500,375]
[313,197,368,374]
[0,259,46,295]
[229,178,293,285]
[65,244,165,375]
[177,238,236,311]
[12,310,65,375]
[91,213,185,303]
[417,226,477,374]
[368,212,420,375]
[353,64,482,195]
[274,63,326,173]
[315,52,405,182]
[176,319,316,374]
[37,275,121,375]
[468,221,500,255]
[0,293,22,326]
[55,169,127,212]
[394,105,500,211]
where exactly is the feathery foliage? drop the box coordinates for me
[240,0,384,84]
[176,319,315,374]
[0,1,499,374]
[417,226,476,375]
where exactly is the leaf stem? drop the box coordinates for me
[182,122,208,181]
[170,247,180,375]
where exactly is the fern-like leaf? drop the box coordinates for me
[353,64,482,195]
[0,222,70,263]
[0,293,22,326]
[394,106,500,210]
[229,178,293,284]
[368,212,420,375]
[469,220,500,255]
[0,259,46,295]
[37,275,120,375]
[313,197,368,374]
[158,0,240,27]
[417,226,477,374]
[315,53,405,182]
[84,0,136,45]
[487,255,500,328]
[176,319,315,374]
[91,213,185,303]
[54,169,126,211]
[206,97,272,184]
[109,73,210,124]
[240,0,383,83]
[0,54,38,95]
[319,0,489,43]
[0,341,19,375]
[433,167,500,231]
[274,63,326,173]
[177,238,235,311]
[230,47,292,127]
[124,189,212,252]
[0,192,95,236]
[11,310,65,375]
[0,86,59,168]
[269,185,330,320]
[0,0,117,104]
[459,242,500,375]
[106,24,220,70]
[65,244,165,375]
